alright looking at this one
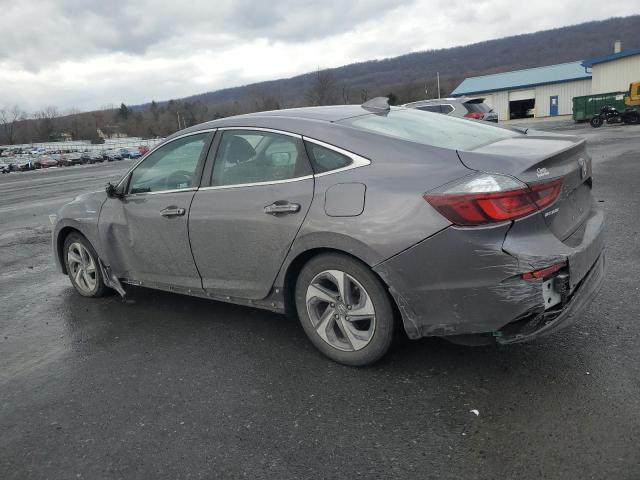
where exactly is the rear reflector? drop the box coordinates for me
[424,174,563,226]
[521,262,567,280]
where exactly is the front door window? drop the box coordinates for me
[129,133,208,194]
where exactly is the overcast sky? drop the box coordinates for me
[0,0,626,113]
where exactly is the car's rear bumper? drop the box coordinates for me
[373,205,605,340]
[495,251,605,343]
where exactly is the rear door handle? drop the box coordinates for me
[160,206,186,217]
[264,201,301,215]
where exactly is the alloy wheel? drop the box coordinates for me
[305,269,376,352]
[67,242,98,294]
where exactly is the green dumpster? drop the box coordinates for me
[573,91,627,121]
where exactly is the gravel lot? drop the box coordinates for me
[1,122,639,479]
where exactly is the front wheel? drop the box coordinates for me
[63,232,109,297]
[590,116,603,128]
[295,253,395,366]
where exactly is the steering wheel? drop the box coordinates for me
[164,170,192,190]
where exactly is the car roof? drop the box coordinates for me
[403,98,467,107]
[165,105,383,142]
[204,105,373,126]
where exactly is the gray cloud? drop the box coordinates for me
[0,0,627,112]
[0,0,409,70]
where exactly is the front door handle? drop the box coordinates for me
[160,206,186,217]
[264,201,301,215]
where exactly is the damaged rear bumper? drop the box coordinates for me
[373,204,605,340]
[496,251,605,344]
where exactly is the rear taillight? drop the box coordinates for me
[424,174,563,226]
[464,112,484,120]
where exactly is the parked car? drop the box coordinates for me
[88,151,104,164]
[127,149,142,159]
[52,100,604,366]
[0,163,14,173]
[49,154,65,165]
[107,151,123,161]
[59,152,83,166]
[35,156,59,168]
[13,158,35,171]
[102,150,123,161]
[117,148,132,158]
[138,145,150,155]
[403,97,499,122]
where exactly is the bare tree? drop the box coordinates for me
[340,85,351,104]
[359,88,369,103]
[305,69,337,106]
[33,106,59,141]
[0,105,24,145]
[249,87,281,112]
[66,107,82,140]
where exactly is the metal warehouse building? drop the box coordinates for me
[584,48,640,94]
[451,46,640,121]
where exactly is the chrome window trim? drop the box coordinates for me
[303,137,371,177]
[122,127,373,193]
[116,128,217,189]
[127,187,198,197]
[440,103,455,114]
[217,126,303,139]
[199,175,314,191]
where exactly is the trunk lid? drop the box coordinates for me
[457,135,593,240]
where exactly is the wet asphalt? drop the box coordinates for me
[1,122,639,479]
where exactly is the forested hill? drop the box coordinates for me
[163,15,640,109]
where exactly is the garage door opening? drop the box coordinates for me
[509,99,535,119]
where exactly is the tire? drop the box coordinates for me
[590,116,603,128]
[63,232,109,297]
[624,112,639,125]
[295,253,395,366]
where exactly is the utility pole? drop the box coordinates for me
[437,72,441,99]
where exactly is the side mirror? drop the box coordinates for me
[106,182,124,199]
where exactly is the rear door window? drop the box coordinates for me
[211,130,312,186]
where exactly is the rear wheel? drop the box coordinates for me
[295,253,395,366]
[624,111,639,124]
[63,232,109,297]
[590,116,603,128]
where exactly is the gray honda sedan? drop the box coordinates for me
[52,99,605,366]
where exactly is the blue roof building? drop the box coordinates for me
[449,47,640,121]
[581,47,640,68]
[451,62,591,97]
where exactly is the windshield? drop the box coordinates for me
[338,108,518,151]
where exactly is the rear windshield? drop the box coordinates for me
[464,101,492,113]
[338,108,518,151]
